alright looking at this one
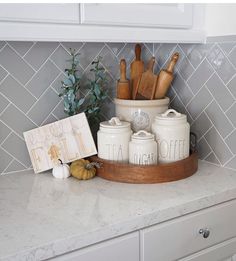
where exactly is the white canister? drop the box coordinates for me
[129,130,158,165]
[97,117,132,162]
[152,109,190,163]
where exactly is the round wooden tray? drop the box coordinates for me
[90,152,198,184]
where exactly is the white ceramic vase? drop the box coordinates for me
[114,97,169,132]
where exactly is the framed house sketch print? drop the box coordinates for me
[24,113,97,173]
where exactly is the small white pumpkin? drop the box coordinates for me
[52,159,70,179]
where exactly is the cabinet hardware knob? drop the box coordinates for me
[199,228,210,238]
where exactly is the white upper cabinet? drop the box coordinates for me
[0,4,206,43]
[81,4,193,29]
[0,4,80,24]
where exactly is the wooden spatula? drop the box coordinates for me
[133,57,157,100]
[155,52,179,99]
[117,59,131,99]
[130,44,144,99]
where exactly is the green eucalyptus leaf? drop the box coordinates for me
[77,97,85,106]
[68,74,76,84]
[94,84,101,96]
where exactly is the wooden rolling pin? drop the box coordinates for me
[155,52,179,99]
[117,59,131,99]
[130,44,144,99]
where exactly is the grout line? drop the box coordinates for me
[0,42,7,52]
[0,130,13,146]
[217,43,236,71]
[48,58,68,77]
[0,145,29,169]
[205,56,236,103]
[185,71,214,109]
[51,112,59,121]
[0,119,28,142]
[203,151,213,161]
[201,128,222,166]
[223,154,235,168]
[82,45,106,74]
[204,110,235,157]
[224,128,235,141]
[6,43,37,73]
[204,65,236,130]
[0,64,39,100]
[178,44,196,69]
[116,43,127,57]
[1,159,14,174]
[225,101,236,113]
[175,66,195,97]
[228,44,236,56]
[0,72,9,86]
[143,43,153,56]
[26,81,59,115]
[190,100,214,130]
[201,159,222,168]
[225,72,236,86]
[59,43,86,71]
[104,43,119,58]
[23,43,62,87]
[2,167,34,175]
[8,41,35,62]
[0,102,11,117]
[22,41,37,58]
[0,92,39,126]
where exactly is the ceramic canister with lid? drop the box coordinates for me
[97,117,132,162]
[129,130,158,165]
[152,109,190,163]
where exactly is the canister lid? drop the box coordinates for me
[154,109,187,124]
[100,117,131,129]
[132,130,154,140]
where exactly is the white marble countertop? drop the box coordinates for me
[1,161,236,260]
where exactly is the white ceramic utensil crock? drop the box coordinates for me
[114,97,169,132]
[129,130,158,165]
[97,117,132,162]
[152,109,190,163]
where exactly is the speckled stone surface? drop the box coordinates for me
[1,161,236,260]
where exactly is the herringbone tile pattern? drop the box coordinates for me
[0,41,236,174]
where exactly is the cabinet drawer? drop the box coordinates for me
[141,199,236,261]
[49,232,139,261]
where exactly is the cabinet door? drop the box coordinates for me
[49,232,139,261]
[180,237,236,261]
[81,4,193,28]
[0,4,80,24]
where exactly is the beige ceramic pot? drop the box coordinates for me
[114,97,169,132]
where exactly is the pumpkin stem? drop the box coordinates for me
[58,159,63,165]
[85,162,101,170]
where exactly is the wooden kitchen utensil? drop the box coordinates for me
[117,59,131,99]
[130,44,144,99]
[155,52,179,99]
[133,57,157,100]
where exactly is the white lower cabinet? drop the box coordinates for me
[50,232,139,261]
[51,199,236,261]
[141,199,236,261]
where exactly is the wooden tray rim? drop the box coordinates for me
[90,152,198,184]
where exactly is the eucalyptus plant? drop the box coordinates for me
[85,57,108,123]
[59,49,84,116]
